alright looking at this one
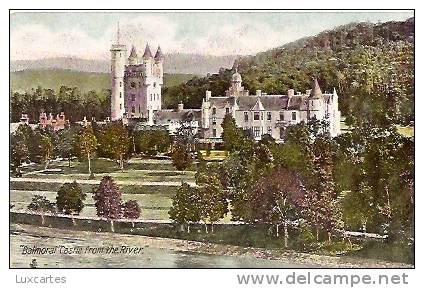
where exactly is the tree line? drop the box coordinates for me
[168,114,414,248]
[27,177,141,231]
[10,121,173,176]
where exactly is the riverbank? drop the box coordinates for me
[10,224,412,268]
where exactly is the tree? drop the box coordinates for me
[123,200,141,227]
[221,114,244,152]
[171,142,193,171]
[168,182,202,233]
[10,132,28,175]
[98,121,130,170]
[56,181,86,225]
[196,167,228,233]
[27,195,56,225]
[301,134,341,242]
[40,134,53,169]
[57,126,77,167]
[92,176,123,232]
[135,129,170,156]
[249,167,305,248]
[74,127,97,175]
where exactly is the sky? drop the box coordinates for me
[10,10,414,60]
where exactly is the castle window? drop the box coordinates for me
[131,106,135,113]
[261,112,264,120]
[212,117,217,125]
[130,82,136,88]
[119,92,122,98]
[131,94,135,101]
[280,112,284,121]
[244,112,248,122]
[254,126,260,137]
[292,112,297,121]
[267,126,272,135]
[226,108,230,114]
[254,112,260,121]
[120,82,122,87]
[139,105,141,113]
[153,82,156,88]
[267,112,272,121]
[120,104,122,110]
[212,107,216,115]
[150,94,152,101]
[212,129,217,137]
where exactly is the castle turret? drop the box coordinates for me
[128,45,138,65]
[154,45,164,62]
[110,23,127,121]
[307,78,324,120]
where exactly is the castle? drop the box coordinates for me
[200,72,342,141]
[110,33,341,142]
[110,27,163,121]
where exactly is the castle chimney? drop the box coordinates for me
[177,102,184,112]
[256,90,262,96]
[206,90,211,101]
[287,89,295,98]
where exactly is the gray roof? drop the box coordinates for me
[154,109,201,124]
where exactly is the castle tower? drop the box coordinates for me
[141,43,163,114]
[110,23,127,121]
[307,78,324,120]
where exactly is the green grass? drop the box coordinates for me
[345,240,414,264]
[11,69,196,94]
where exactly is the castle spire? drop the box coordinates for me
[154,45,164,61]
[309,78,323,99]
[143,43,153,59]
[117,22,120,44]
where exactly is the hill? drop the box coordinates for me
[10,54,237,75]
[10,69,196,93]
[165,18,414,126]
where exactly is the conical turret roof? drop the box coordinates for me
[129,45,138,58]
[143,43,153,59]
[309,78,323,99]
[154,45,164,60]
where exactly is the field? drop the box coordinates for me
[11,158,196,221]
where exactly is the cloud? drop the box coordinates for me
[10,12,413,60]
[11,24,111,60]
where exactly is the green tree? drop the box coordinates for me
[10,131,28,175]
[74,127,97,175]
[249,167,305,248]
[57,125,78,167]
[27,195,56,225]
[135,129,170,156]
[196,167,228,233]
[221,114,244,152]
[98,121,130,170]
[56,181,86,222]
[40,134,53,169]
[168,182,202,233]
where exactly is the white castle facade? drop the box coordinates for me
[200,72,342,141]
[110,37,341,141]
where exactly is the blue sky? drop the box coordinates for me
[10,11,413,60]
